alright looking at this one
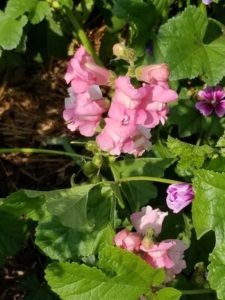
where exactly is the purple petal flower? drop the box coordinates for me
[166,183,194,214]
[196,86,225,117]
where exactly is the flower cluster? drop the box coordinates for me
[114,205,187,280]
[63,45,178,156]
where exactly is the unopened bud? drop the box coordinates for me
[52,0,60,9]
[92,154,103,168]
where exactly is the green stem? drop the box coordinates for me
[65,8,103,66]
[114,176,184,185]
[181,288,216,295]
[0,148,91,161]
[199,1,207,16]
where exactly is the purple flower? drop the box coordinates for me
[195,86,225,117]
[202,0,212,4]
[166,183,194,213]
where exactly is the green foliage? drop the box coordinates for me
[192,170,225,299]
[113,0,156,55]
[110,158,174,210]
[169,99,225,138]
[167,136,213,176]
[154,6,225,85]
[45,246,165,300]
[35,185,114,260]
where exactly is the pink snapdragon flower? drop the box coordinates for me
[136,64,170,88]
[165,239,187,279]
[63,85,107,137]
[196,86,225,117]
[166,183,194,213]
[130,205,168,236]
[141,241,175,269]
[65,46,111,93]
[139,84,178,128]
[114,229,142,252]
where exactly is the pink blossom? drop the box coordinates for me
[63,85,107,137]
[114,229,142,252]
[130,205,168,236]
[165,239,187,279]
[196,86,225,117]
[96,117,151,156]
[166,183,194,213]
[65,46,111,93]
[136,64,170,88]
[141,241,175,269]
[202,0,212,4]
[114,76,146,109]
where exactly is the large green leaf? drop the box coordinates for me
[45,246,165,300]
[192,169,225,240]
[152,287,181,300]
[46,184,95,230]
[35,186,114,260]
[154,6,225,85]
[29,1,52,24]
[0,15,27,50]
[192,170,225,299]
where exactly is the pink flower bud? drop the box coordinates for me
[166,183,194,213]
[130,205,168,236]
[114,229,142,252]
[136,64,169,87]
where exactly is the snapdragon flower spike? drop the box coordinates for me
[166,183,194,213]
[196,86,225,117]
[65,46,111,93]
[63,86,108,137]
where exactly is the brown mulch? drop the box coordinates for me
[0,60,78,197]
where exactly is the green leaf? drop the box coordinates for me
[154,6,225,85]
[0,15,28,50]
[29,1,52,24]
[1,190,46,221]
[35,186,114,260]
[151,0,175,14]
[208,244,225,300]
[192,169,225,241]
[45,247,165,300]
[192,169,225,299]
[152,287,182,300]
[0,208,26,266]
[58,0,73,9]
[46,184,95,230]
[167,137,213,176]
[5,0,38,18]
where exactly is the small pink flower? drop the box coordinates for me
[166,183,194,213]
[136,64,170,88]
[141,241,175,269]
[130,205,168,236]
[196,86,225,117]
[202,0,212,4]
[165,239,187,279]
[114,229,142,252]
[65,46,111,93]
[63,85,107,137]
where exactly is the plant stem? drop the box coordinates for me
[114,176,184,185]
[65,8,103,66]
[0,148,91,161]
[181,288,216,295]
